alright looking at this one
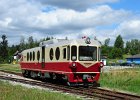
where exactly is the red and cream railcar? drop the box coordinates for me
[20,37,103,86]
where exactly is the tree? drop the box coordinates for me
[101,38,112,58]
[0,34,8,62]
[19,36,26,51]
[113,35,124,58]
[8,45,17,56]
[125,41,131,54]
[125,39,140,55]
[114,35,124,49]
[130,39,140,55]
[46,36,51,41]
[104,38,110,46]
[109,47,123,59]
[28,36,34,48]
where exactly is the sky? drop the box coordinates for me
[0,0,140,46]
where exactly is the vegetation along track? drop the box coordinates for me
[0,70,140,100]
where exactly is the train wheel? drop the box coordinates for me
[56,74,63,80]
[30,71,37,79]
[22,70,26,77]
[22,70,30,78]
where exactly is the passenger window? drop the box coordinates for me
[63,48,66,59]
[27,52,29,61]
[33,51,35,61]
[55,47,60,60]
[50,48,53,60]
[37,51,40,61]
[71,46,77,61]
[30,52,32,61]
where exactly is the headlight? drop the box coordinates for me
[69,62,76,68]
[72,63,76,67]
[100,62,104,68]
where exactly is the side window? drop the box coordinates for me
[37,51,40,61]
[27,52,29,61]
[71,46,77,61]
[63,48,66,59]
[33,51,35,61]
[93,47,97,61]
[67,46,70,60]
[98,47,101,61]
[55,47,60,60]
[30,52,32,61]
[50,48,53,60]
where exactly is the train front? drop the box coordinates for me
[67,37,103,86]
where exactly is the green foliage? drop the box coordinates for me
[109,47,123,59]
[28,36,34,48]
[125,39,140,55]
[0,35,52,63]
[101,35,140,59]
[0,34,9,63]
[113,35,124,58]
[0,81,81,100]
[101,45,112,57]
[101,38,112,58]
[114,35,124,49]
[102,35,124,59]
[104,38,110,46]
[1,33,140,62]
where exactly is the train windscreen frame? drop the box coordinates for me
[79,46,97,61]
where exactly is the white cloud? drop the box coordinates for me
[37,0,119,11]
[0,0,139,46]
[35,5,130,32]
[115,19,140,40]
[0,18,12,28]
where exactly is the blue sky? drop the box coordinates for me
[110,0,140,12]
[0,0,140,46]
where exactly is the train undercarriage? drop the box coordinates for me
[22,69,100,87]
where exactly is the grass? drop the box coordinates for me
[0,81,81,100]
[100,68,140,95]
[0,64,21,73]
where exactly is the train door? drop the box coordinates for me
[41,46,45,68]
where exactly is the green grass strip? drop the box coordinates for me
[0,81,81,100]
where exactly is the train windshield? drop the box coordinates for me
[79,46,97,61]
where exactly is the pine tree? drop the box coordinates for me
[114,35,124,49]
[0,34,8,62]
[28,36,34,48]
[104,38,110,46]
[114,35,124,58]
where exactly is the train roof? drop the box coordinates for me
[22,46,41,53]
[22,38,101,53]
[40,38,102,47]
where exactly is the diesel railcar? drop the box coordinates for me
[20,37,103,86]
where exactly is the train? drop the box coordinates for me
[20,37,103,86]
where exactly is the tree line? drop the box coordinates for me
[0,34,140,63]
[0,34,52,63]
[101,35,140,59]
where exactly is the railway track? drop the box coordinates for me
[0,70,140,100]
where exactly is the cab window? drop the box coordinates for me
[71,46,77,61]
